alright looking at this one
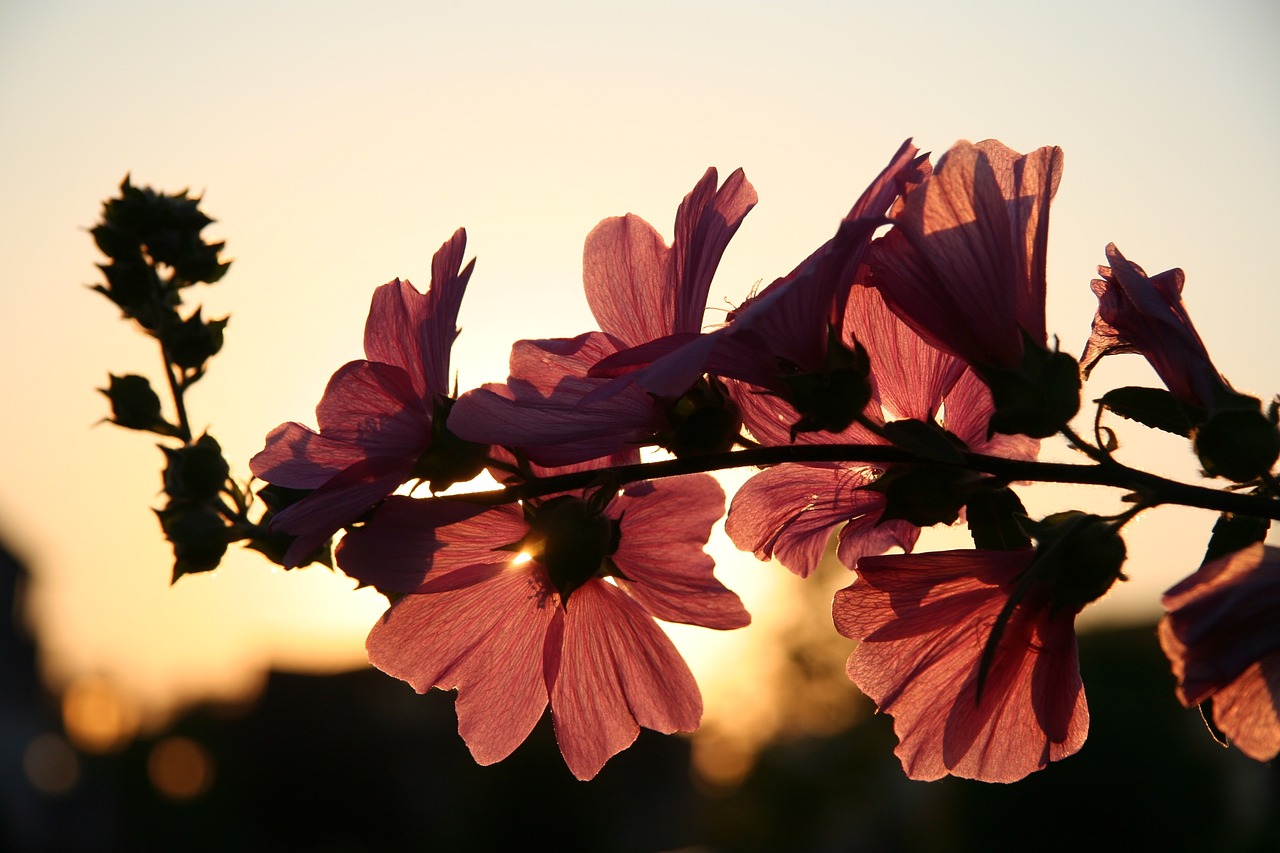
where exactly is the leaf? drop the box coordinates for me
[965,486,1032,551]
[1201,512,1271,565]
[1097,386,1198,437]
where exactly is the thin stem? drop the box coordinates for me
[1060,424,1110,466]
[152,275,193,443]
[160,354,193,443]
[435,442,1280,520]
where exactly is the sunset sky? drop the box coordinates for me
[2,0,1277,754]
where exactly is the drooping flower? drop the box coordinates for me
[833,549,1089,782]
[1082,245,1279,481]
[250,229,483,567]
[1080,244,1229,410]
[447,168,757,465]
[1158,543,1280,761]
[337,474,749,780]
[869,139,1062,372]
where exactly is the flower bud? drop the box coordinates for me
[411,397,491,492]
[246,484,334,570]
[155,501,230,580]
[1024,512,1127,612]
[1193,405,1280,483]
[162,435,230,503]
[99,374,180,436]
[166,309,227,371]
[662,377,742,457]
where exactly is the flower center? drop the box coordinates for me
[517,495,622,606]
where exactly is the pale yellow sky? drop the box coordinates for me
[1,0,1277,746]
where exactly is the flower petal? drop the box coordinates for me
[249,422,370,488]
[583,168,757,345]
[835,549,1087,782]
[362,229,473,399]
[726,463,882,577]
[366,566,556,766]
[872,140,1062,370]
[550,580,702,780]
[272,455,412,568]
[448,377,663,467]
[314,361,430,449]
[611,475,749,629]
[334,495,497,591]
[1209,652,1280,761]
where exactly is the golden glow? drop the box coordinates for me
[61,675,139,754]
[148,736,215,801]
[3,1,1277,790]
[511,551,534,566]
[690,727,757,791]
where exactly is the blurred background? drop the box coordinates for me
[1,0,1277,849]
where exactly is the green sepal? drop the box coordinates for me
[880,418,966,464]
[868,465,972,527]
[783,324,873,440]
[661,376,742,457]
[977,335,1081,439]
[92,258,163,319]
[1023,511,1128,612]
[413,396,491,491]
[243,533,334,571]
[512,495,620,607]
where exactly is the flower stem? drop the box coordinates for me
[438,443,1280,520]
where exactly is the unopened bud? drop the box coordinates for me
[1194,406,1280,483]
[162,435,230,502]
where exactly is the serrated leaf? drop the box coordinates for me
[965,486,1032,550]
[1097,386,1197,437]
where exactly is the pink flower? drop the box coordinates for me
[724,285,1038,577]
[337,474,750,780]
[592,139,926,409]
[1159,543,1280,761]
[249,229,478,567]
[833,549,1088,782]
[870,140,1063,372]
[1080,244,1228,410]
[448,168,756,464]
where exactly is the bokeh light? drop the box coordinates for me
[147,735,215,801]
[61,674,140,754]
[22,732,80,797]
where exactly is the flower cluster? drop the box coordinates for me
[140,137,1277,782]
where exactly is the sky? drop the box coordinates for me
[1,0,1278,756]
